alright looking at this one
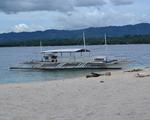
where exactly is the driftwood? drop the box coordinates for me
[100,81,104,83]
[124,68,143,72]
[91,72,101,77]
[86,72,111,78]
[86,73,100,78]
[136,73,150,77]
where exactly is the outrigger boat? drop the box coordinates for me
[10,48,130,70]
[10,33,131,70]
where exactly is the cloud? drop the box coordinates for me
[11,23,44,32]
[12,24,29,32]
[0,0,74,14]
[0,0,134,14]
[50,7,141,30]
[110,0,134,5]
[0,0,137,33]
[75,0,106,7]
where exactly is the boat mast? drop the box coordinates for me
[83,32,86,51]
[40,41,43,52]
[104,34,108,60]
[40,41,43,61]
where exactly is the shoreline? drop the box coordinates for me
[0,68,150,119]
[1,66,148,85]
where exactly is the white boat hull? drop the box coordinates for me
[10,60,129,70]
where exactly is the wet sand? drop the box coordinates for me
[0,68,150,120]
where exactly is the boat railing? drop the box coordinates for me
[112,55,135,64]
[108,55,128,61]
[76,62,87,68]
[57,55,92,63]
[117,56,129,61]
[56,63,66,68]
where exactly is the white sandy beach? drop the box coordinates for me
[0,68,150,120]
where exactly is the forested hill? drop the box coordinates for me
[1,23,150,41]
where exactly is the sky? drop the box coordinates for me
[0,0,149,33]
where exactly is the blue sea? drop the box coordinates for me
[0,45,150,84]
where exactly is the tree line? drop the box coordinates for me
[0,34,150,47]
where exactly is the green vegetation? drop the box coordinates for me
[0,34,150,47]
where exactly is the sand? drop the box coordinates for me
[0,68,150,120]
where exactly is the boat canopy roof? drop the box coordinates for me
[94,56,107,59]
[42,48,90,54]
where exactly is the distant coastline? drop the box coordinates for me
[0,34,150,47]
[1,23,150,47]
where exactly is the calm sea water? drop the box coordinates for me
[0,45,150,84]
